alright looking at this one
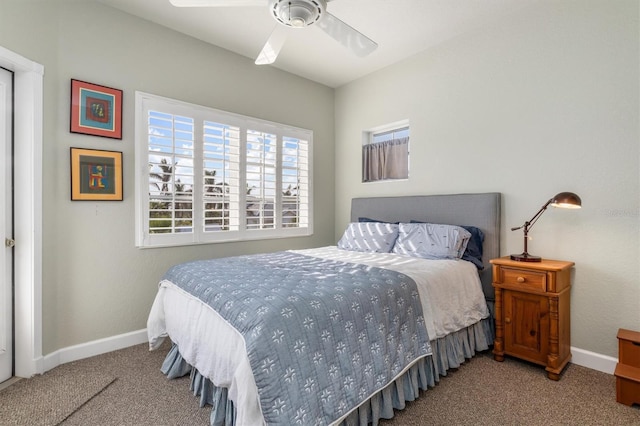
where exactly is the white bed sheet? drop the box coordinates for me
[147,247,489,426]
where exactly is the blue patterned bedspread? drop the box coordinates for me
[163,251,431,425]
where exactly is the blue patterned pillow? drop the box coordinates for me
[410,221,485,269]
[392,222,471,259]
[337,222,399,253]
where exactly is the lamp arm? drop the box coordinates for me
[526,198,553,232]
[511,198,553,232]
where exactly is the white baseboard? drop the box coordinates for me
[38,330,616,377]
[570,346,618,375]
[42,329,148,373]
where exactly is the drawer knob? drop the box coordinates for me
[517,276,526,283]
[505,317,511,324]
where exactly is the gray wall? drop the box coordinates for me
[1,0,335,354]
[335,0,639,358]
[1,0,638,361]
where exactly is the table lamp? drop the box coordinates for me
[510,191,582,262]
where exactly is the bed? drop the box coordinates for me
[147,192,501,425]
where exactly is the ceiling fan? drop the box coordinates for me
[169,0,378,65]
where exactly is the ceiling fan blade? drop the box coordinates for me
[317,12,377,57]
[169,0,265,7]
[255,26,287,65]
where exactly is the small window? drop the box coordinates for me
[362,121,409,182]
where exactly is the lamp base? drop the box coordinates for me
[510,253,542,262]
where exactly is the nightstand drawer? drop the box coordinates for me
[501,267,547,292]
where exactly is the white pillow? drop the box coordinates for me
[337,222,399,253]
[392,222,471,259]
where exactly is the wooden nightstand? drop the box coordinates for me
[491,256,574,380]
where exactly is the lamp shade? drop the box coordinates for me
[550,192,582,209]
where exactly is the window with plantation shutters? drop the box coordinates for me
[135,92,313,248]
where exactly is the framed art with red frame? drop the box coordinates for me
[70,79,122,139]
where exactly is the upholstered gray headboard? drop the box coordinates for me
[350,192,501,302]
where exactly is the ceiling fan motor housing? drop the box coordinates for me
[269,0,327,28]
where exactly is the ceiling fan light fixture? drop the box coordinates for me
[269,0,326,28]
[290,17,306,28]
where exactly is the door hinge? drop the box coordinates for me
[5,238,15,248]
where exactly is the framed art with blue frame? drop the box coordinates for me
[70,79,122,139]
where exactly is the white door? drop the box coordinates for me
[0,66,13,383]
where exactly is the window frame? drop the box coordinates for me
[135,92,313,248]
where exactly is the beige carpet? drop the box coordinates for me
[0,367,116,426]
[381,352,640,425]
[1,341,639,425]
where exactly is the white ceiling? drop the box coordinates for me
[97,0,541,88]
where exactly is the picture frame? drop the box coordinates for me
[70,148,123,201]
[70,79,123,139]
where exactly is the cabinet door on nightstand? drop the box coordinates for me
[503,289,549,365]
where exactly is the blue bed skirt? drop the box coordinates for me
[161,318,494,426]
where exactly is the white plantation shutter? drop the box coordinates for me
[246,130,277,230]
[146,111,194,235]
[135,92,313,247]
[282,136,309,229]
[203,121,240,232]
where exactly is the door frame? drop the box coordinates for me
[0,64,13,383]
[0,46,43,378]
